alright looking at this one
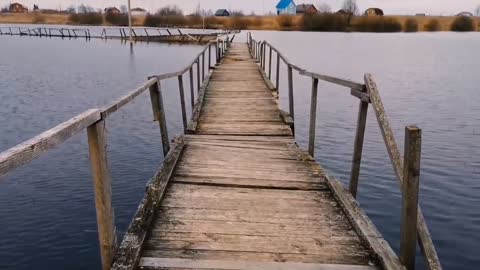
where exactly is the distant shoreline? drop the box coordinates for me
[1,13,479,32]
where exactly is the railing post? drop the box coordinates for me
[287,65,294,120]
[349,90,369,198]
[401,126,421,270]
[308,78,319,157]
[189,67,195,108]
[276,53,281,90]
[196,59,201,93]
[262,43,266,71]
[87,119,116,270]
[268,46,273,80]
[178,75,188,133]
[149,79,170,156]
[208,43,212,69]
[215,41,220,64]
[202,50,205,81]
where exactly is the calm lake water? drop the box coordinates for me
[1,29,479,270]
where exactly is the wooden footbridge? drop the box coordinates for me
[0,34,441,270]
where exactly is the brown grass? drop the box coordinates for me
[1,13,479,32]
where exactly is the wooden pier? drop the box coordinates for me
[0,35,442,270]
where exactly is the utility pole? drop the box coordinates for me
[127,0,133,43]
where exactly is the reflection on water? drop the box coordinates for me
[0,30,479,270]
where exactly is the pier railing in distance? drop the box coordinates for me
[246,32,441,270]
[0,37,232,270]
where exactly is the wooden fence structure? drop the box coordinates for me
[247,32,441,270]
[0,31,442,270]
[0,26,91,39]
[0,37,230,270]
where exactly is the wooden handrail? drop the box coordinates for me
[249,34,442,270]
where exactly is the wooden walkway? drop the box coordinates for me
[129,44,382,270]
[0,37,441,270]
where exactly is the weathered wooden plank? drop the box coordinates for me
[400,126,421,270]
[139,258,378,270]
[349,97,369,198]
[102,78,157,117]
[364,74,442,270]
[308,78,319,157]
[0,109,101,177]
[111,137,185,270]
[87,119,116,270]
[141,249,370,266]
[301,70,364,91]
[325,176,405,270]
[149,80,170,156]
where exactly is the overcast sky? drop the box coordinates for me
[1,0,479,16]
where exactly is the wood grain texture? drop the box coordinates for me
[111,136,185,270]
[365,74,442,270]
[87,119,116,270]
[0,109,101,177]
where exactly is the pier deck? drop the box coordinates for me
[122,44,385,270]
[0,36,441,270]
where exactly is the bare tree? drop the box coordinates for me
[120,5,128,14]
[342,0,358,15]
[475,5,480,16]
[66,5,76,13]
[156,5,183,16]
[78,4,95,13]
[318,3,332,13]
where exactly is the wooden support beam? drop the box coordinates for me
[215,41,219,64]
[276,53,281,90]
[288,65,294,121]
[178,75,188,133]
[189,67,195,109]
[202,51,205,81]
[308,78,319,157]
[148,80,170,156]
[364,74,442,270]
[268,46,273,80]
[262,43,266,70]
[401,126,421,270]
[349,94,369,198]
[196,59,201,93]
[87,119,117,270]
[208,43,212,69]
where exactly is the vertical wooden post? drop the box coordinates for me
[189,67,195,109]
[349,95,369,198]
[202,50,205,81]
[400,126,421,270]
[287,65,294,120]
[178,75,187,133]
[215,41,220,64]
[308,78,319,157]
[260,43,264,69]
[263,43,267,71]
[208,43,212,69]
[196,59,201,93]
[149,80,170,156]
[87,120,116,270]
[268,47,273,80]
[276,53,281,90]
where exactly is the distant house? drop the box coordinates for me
[296,4,318,15]
[276,0,296,15]
[415,13,426,16]
[9,3,28,13]
[104,7,120,15]
[131,7,147,16]
[364,8,384,16]
[215,9,230,17]
[456,12,473,17]
[336,9,353,16]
